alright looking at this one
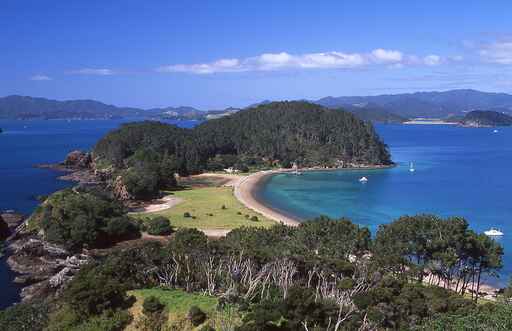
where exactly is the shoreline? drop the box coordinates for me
[233,164,394,227]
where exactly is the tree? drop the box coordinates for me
[147,216,173,236]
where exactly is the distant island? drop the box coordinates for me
[459,110,512,127]
[2,89,512,124]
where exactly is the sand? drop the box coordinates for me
[233,170,301,227]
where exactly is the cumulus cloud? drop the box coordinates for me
[480,41,512,64]
[68,68,115,75]
[158,49,449,74]
[30,75,52,81]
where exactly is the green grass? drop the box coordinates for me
[139,186,275,230]
[130,288,218,315]
[127,288,242,330]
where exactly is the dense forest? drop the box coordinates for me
[460,110,512,127]
[2,191,510,331]
[93,101,391,199]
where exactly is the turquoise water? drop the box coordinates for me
[257,124,512,286]
[0,119,198,309]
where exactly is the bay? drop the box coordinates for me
[257,124,512,286]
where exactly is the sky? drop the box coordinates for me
[1,0,512,109]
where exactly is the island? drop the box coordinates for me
[1,101,510,331]
[459,110,512,127]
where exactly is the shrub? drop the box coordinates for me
[221,205,227,210]
[32,189,136,251]
[103,216,140,241]
[244,214,250,219]
[0,301,49,331]
[250,216,259,222]
[147,216,173,236]
[142,296,165,315]
[183,212,191,218]
[63,265,132,317]
[171,228,208,253]
[188,306,207,326]
[237,211,242,215]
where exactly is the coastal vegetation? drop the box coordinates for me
[28,187,141,251]
[93,101,391,200]
[460,110,512,127]
[5,193,510,331]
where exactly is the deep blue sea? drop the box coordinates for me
[0,118,197,309]
[257,124,512,286]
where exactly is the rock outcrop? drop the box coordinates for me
[7,236,90,301]
[63,150,92,169]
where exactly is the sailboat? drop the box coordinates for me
[409,162,415,172]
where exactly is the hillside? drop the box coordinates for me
[340,103,406,123]
[460,110,512,127]
[316,89,512,119]
[0,95,142,119]
[93,101,391,199]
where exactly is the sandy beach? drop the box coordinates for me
[233,170,301,227]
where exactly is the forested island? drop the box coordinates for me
[92,101,391,200]
[460,110,512,127]
[2,101,512,331]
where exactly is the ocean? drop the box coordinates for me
[1,121,511,309]
[257,124,512,286]
[0,118,198,309]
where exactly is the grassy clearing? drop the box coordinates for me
[130,288,218,315]
[139,186,275,230]
[127,288,241,330]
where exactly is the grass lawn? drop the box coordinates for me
[127,288,241,330]
[139,186,275,230]
[130,288,218,315]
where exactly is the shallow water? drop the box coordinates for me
[257,124,512,286]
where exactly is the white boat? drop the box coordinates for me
[359,176,368,183]
[493,129,499,133]
[484,228,504,236]
[409,162,415,172]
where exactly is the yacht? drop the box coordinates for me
[409,162,415,172]
[493,129,499,133]
[484,228,504,236]
[359,176,368,183]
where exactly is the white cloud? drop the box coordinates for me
[30,75,52,81]
[68,68,115,75]
[480,41,512,64]
[158,49,448,74]
[423,55,442,66]
[371,49,403,63]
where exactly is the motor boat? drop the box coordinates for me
[484,228,504,236]
[359,176,368,183]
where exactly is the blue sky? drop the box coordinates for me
[2,0,512,109]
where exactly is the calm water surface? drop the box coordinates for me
[258,124,512,286]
